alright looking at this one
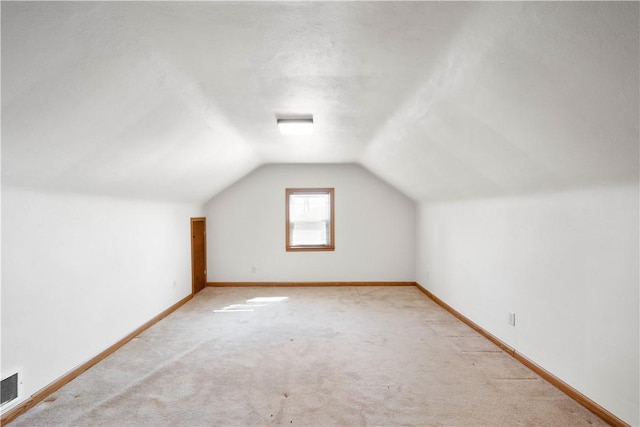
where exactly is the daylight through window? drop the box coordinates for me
[286,188,335,251]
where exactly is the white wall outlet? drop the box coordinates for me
[508,312,516,326]
[251,266,256,274]
[172,280,176,288]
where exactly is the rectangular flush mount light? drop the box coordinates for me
[277,118,313,135]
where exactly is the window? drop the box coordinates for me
[286,188,335,251]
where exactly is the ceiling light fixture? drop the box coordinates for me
[277,118,314,135]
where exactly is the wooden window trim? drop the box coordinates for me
[286,188,335,252]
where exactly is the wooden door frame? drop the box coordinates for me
[190,217,207,295]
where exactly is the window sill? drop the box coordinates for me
[286,245,335,252]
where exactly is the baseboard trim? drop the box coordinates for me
[511,351,628,427]
[414,283,629,427]
[207,281,416,287]
[415,285,516,355]
[1,294,193,426]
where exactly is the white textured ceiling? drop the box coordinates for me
[2,2,638,202]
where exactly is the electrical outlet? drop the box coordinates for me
[251,266,256,274]
[508,312,516,326]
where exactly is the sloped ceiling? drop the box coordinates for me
[2,2,638,203]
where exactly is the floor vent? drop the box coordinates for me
[1,373,19,407]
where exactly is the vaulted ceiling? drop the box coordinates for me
[2,2,638,203]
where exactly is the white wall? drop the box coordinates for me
[416,184,639,425]
[204,164,415,282]
[1,185,201,412]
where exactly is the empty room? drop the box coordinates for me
[1,1,638,426]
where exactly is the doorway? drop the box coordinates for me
[190,217,207,295]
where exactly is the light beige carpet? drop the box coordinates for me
[10,286,605,426]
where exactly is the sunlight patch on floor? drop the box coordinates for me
[213,296,289,313]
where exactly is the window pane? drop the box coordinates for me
[289,194,330,246]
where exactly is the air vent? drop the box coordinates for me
[1,373,19,407]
